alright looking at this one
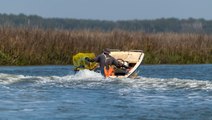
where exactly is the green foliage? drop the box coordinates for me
[1,13,212,33]
[0,51,12,65]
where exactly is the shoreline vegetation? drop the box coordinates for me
[0,26,211,65]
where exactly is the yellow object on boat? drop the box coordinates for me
[73,53,98,71]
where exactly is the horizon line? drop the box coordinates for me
[0,13,211,22]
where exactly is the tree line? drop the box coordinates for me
[1,13,212,33]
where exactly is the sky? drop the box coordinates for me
[0,0,211,21]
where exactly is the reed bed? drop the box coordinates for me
[0,27,211,65]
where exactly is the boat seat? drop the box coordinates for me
[114,68,128,76]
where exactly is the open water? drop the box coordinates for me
[0,64,211,120]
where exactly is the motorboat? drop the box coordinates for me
[73,49,144,78]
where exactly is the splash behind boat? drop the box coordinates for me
[73,50,144,78]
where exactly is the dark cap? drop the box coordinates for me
[103,48,110,54]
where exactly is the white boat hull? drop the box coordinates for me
[108,50,144,78]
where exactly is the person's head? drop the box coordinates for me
[103,48,110,55]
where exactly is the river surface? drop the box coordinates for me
[0,64,211,120]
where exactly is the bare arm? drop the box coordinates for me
[85,55,100,62]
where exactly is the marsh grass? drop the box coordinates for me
[0,27,211,65]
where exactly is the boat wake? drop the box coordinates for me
[0,70,212,91]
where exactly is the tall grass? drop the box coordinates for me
[0,26,211,65]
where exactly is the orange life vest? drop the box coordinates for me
[104,66,114,77]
